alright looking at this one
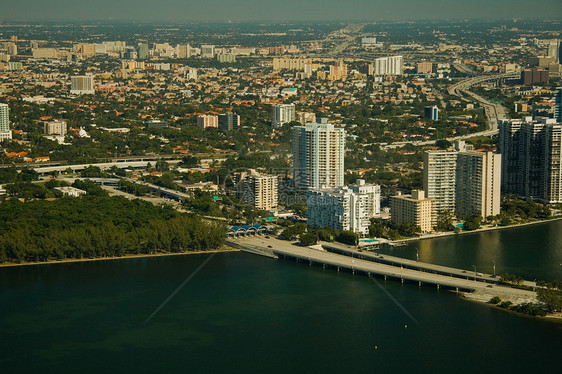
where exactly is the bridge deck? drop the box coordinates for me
[228,236,536,304]
[322,242,500,284]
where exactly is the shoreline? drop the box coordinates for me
[0,246,240,268]
[394,216,562,244]
[461,293,562,322]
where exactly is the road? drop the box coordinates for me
[448,71,512,131]
[229,236,537,305]
[365,71,513,150]
[324,23,365,57]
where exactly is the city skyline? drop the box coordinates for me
[1,0,561,22]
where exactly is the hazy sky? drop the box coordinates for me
[1,0,561,22]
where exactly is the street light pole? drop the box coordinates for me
[492,260,496,277]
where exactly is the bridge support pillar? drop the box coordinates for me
[337,267,340,272]
[401,278,404,284]
[456,287,459,293]
[384,275,387,281]
[419,281,421,287]
[437,284,440,290]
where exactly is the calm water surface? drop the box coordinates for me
[1,220,561,373]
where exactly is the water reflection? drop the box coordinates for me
[383,220,562,281]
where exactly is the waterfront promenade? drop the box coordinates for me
[228,236,537,305]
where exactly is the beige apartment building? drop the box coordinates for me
[456,151,502,218]
[424,147,501,218]
[196,115,218,129]
[390,190,436,233]
[235,170,278,211]
[272,57,311,71]
[44,120,67,136]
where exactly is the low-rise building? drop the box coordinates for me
[44,120,67,136]
[54,187,87,197]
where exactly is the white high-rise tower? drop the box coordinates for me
[293,122,345,189]
[272,104,296,128]
[0,103,12,141]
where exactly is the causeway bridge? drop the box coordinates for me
[228,236,537,304]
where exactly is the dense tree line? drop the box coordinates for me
[0,196,225,264]
[537,288,562,313]
[499,273,524,286]
[501,197,551,220]
[0,167,39,184]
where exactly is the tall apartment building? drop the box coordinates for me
[201,45,215,58]
[555,87,562,123]
[74,43,96,57]
[70,75,94,95]
[307,180,381,236]
[217,53,236,63]
[547,40,560,63]
[328,60,347,81]
[372,56,403,76]
[137,43,149,59]
[424,105,439,121]
[271,103,296,128]
[361,37,377,46]
[176,44,191,59]
[235,170,278,211]
[423,148,501,218]
[521,69,549,85]
[543,124,562,204]
[32,48,58,59]
[423,150,458,213]
[499,117,562,203]
[4,42,17,56]
[456,152,502,218]
[296,111,316,125]
[185,67,198,80]
[292,122,345,189]
[196,115,218,129]
[218,112,240,131]
[390,190,436,233]
[0,103,11,141]
[272,57,310,71]
[44,120,67,136]
[348,179,381,216]
[417,61,433,74]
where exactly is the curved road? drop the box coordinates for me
[367,71,515,150]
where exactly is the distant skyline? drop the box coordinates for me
[1,0,561,23]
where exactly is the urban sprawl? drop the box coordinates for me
[0,20,561,251]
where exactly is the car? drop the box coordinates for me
[265,236,270,239]
[267,245,272,248]
[486,285,493,288]
[462,270,467,273]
